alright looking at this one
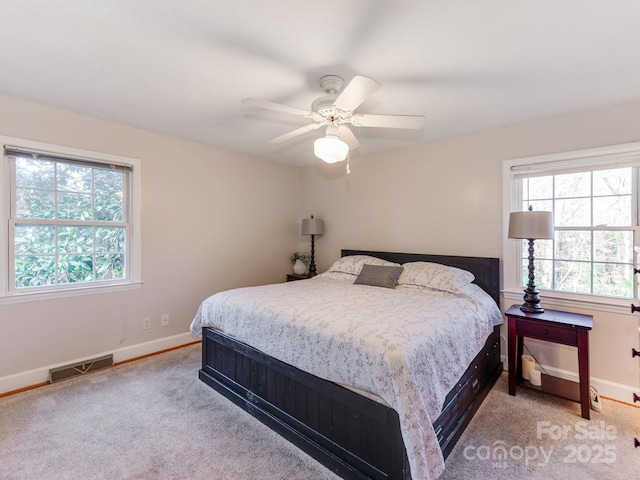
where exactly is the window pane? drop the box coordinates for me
[58,226,93,253]
[554,261,591,294]
[14,255,56,288]
[58,255,94,283]
[593,263,633,298]
[526,176,553,201]
[536,259,553,289]
[555,231,591,261]
[594,230,633,263]
[529,238,553,259]
[555,172,590,198]
[520,258,552,290]
[16,188,55,219]
[56,163,92,193]
[96,254,125,280]
[593,195,632,226]
[57,192,93,220]
[520,199,553,214]
[95,195,123,221]
[14,225,56,255]
[95,227,125,252]
[555,198,590,226]
[593,168,632,196]
[94,169,123,196]
[15,157,54,189]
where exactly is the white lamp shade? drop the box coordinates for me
[508,211,554,239]
[301,217,324,235]
[314,135,348,163]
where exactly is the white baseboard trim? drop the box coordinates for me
[6,336,636,407]
[0,332,199,395]
[500,354,637,406]
[541,365,637,406]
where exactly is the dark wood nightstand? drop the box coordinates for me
[506,304,593,419]
[286,274,310,282]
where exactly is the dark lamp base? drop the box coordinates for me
[520,303,545,313]
[520,287,544,313]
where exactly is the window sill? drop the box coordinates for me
[0,281,143,305]
[502,289,633,316]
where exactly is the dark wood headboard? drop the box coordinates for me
[341,249,501,306]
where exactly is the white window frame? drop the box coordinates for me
[0,136,142,304]
[503,141,640,315]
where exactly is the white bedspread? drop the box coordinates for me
[190,276,503,480]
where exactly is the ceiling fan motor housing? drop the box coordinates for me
[319,75,344,94]
[312,75,344,117]
[312,95,338,115]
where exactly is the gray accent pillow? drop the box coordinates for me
[354,264,404,289]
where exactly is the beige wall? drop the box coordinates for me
[300,100,640,403]
[0,95,301,387]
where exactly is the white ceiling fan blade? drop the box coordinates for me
[338,125,360,149]
[242,97,311,117]
[333,75,381,112]
[350,113,425,129]
[268,123,322,144]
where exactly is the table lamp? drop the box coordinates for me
[508,207,554,312]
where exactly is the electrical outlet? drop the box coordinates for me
[160,313,170,327]
[143,318,151,330]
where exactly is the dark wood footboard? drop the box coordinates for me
[199,325,502,480]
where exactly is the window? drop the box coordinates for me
[520,169,634,298]
[1,138,141,301]
[504,143,640,307]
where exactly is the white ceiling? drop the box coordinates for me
[2,1,640,166]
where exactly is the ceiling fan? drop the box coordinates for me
[242,75,425,163]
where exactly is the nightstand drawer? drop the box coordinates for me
[516,318,578,346]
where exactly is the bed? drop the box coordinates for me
[191,250,503,480]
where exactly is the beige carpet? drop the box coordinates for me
[1,343,639,479]
[442,374,640,480]
[0,344,340,480]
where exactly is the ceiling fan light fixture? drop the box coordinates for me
[314,134,349,163]
[313,125,349,163]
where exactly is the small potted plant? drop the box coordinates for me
[290,252,311,275]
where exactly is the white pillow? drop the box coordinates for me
[327,255,401,276]
[316,271,357,282]
[397,262,475,294]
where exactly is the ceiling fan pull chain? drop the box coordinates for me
[346,152,351,174]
